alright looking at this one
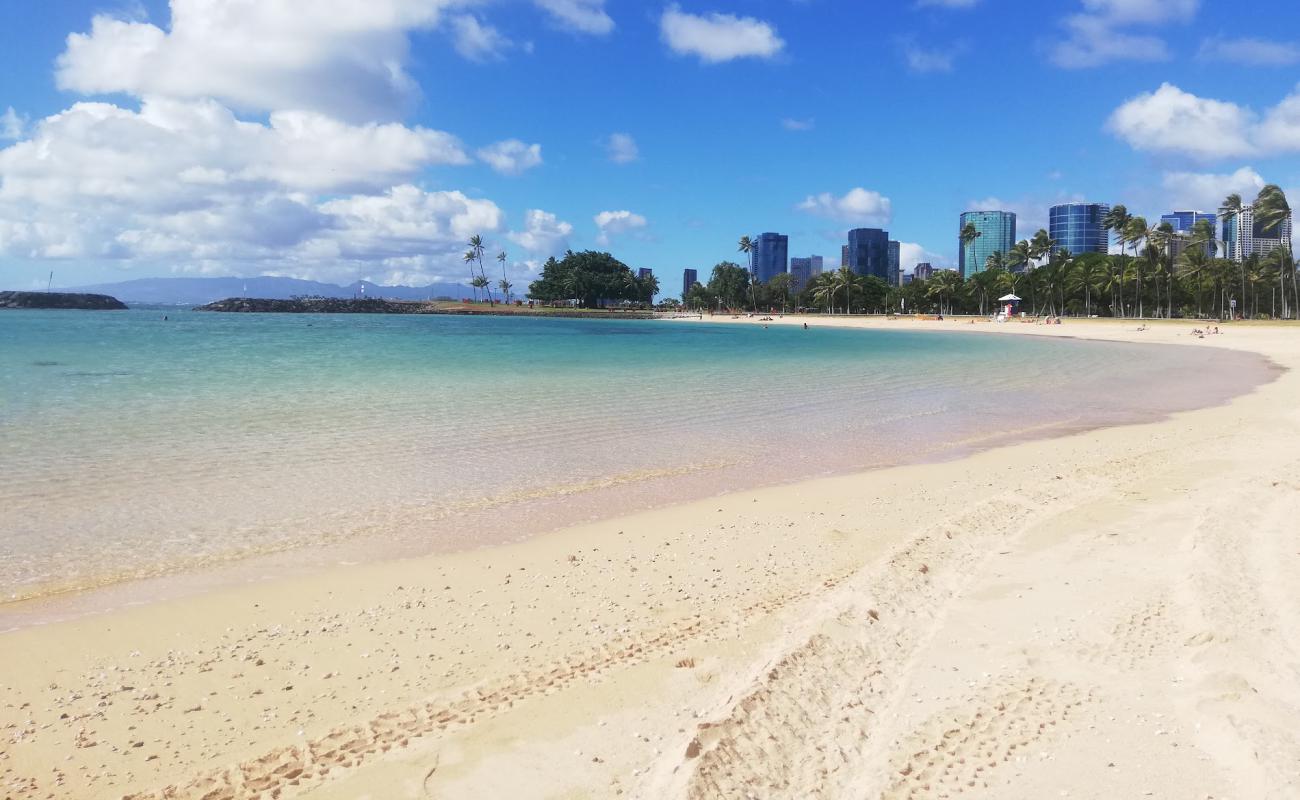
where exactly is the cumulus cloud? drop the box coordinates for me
[593,210,647,245]
[53,0,477,122]
[1047,0,1197,68]
[1161,166,1266,211]
[1102,83,1300,160]
[508,208,573,256]
[898,242,951,272]
[450,14,512,62]
[0,99,497,281]
[1,107,26,141]
[660,5,784,64]
[604,132,639,163]
[476,139,543,175]
[533,0,614,35]
[797,188,893,226]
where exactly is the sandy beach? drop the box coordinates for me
[3,316,1299,800]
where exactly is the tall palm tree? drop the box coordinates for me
[464,249,480,301]
[1177,243,1211,318]
[1102,204,1132,316]
[1147,221,1174,317]
[1123,216,1148,317]
[960,222,981,276]
[737,235,757,312]
[1219,194,1243,317]
[1254,185,1292,318]
[984,251,1007,271]
[1069,257,1103,317]
[468,235,494,304]
[497,250,511,303]
[1007,239,1033,274]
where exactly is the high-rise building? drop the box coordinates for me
[682,268,697,300]
[958,210,1017,277]
[913,262,934,281]
[846,228,891,281]
[1161,210,1216,233]
[638,268,653,280]
[789,255,823,294]
[888,240,901,286]
[1223,205,1293,263]
[841,244,849,267]
[1048,203,1110,254]
[750,232,789,284]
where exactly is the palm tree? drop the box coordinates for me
[810,273,837,314]
[984,251,1007,272]
[960,222,981,277]
[1123,217,1148,317]
[831,266,863,314]
[1007,239,1033,274]
[927,270,963,315]
[464,249,480,301]
[1254,185,1292,318]
[1177,244,1211,318]
[737,235,757,312]
[468,235,494,304]
[1219,194,1243,317]
[497,250,511,303]
[470,274,490,301]
[970,266,1003,315]
[1103,204,1132,316]
[1069,256,1103,317]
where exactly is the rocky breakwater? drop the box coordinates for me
[195,297,430,313]
[0,291,128,310]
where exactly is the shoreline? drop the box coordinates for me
[3,318,1299,799]
[0,318,1273,627]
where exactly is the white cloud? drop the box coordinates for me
[900,39,959,73]
[660,5,784,64]
[1106,83,1256,160]
[899,242,951,272]
[1198,36,1300,66]
[508,208,573,256]
[532,0,614,35]
[476,139,543,175]
[797,188,893,225]
[54,0,471,121]
[593,210,647,245]
[450,14,511,62]
[1161,166,1266,211]
[0,99,494,281]
[1,107,26,141]
[1047,0,1197,68]
[781,117,814,131]
[604,132,639,163]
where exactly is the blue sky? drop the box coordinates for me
[2,0,1300,290]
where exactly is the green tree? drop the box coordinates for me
[497,250,511,303]
[526,250,639,308]
[707,261,751,310]
[1102,204,1132,316]
[1123,217,1148,317]
[1254,185,1292,318]
[737,236,757,311]
[1069,253,1107,317]
[468,234,494,304]
[1219,193,1243,317]
[960,222,981,275]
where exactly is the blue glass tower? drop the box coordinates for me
[1160,210,1215,233]
[682,268,698,299]
[958,211,1017,277]
[751,233,788,284]
[888,240,901,285]
[1048,203,1110,254]
[846,228,891,281]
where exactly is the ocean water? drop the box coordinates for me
[0,310,1272,611]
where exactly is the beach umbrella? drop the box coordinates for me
[998,293,1021,302]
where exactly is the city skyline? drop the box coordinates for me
[2,1,1300,290]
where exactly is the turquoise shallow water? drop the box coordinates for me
[0,310,1272,606]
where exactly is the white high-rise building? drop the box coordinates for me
[1222,204,1293,262]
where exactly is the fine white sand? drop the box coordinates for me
[2,317,1298,800]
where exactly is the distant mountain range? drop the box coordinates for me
[66,276,474,305]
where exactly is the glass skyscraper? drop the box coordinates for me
[846,228,891,281]
[1160,210,1215,233]
[682,268,697,299]
[888,240,900,285]
[1048,203,1110,254]
[1223,205,1293,262]
[789,255,822,294]
[958,210,1016,277]
[751,232,788,284]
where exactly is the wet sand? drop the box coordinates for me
[2,317,1298,800]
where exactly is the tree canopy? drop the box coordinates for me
[527,250,649,308]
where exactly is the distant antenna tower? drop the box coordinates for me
[47,271,53,293]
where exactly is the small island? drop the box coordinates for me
[196,297,428,314]
[0,291,128,310]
